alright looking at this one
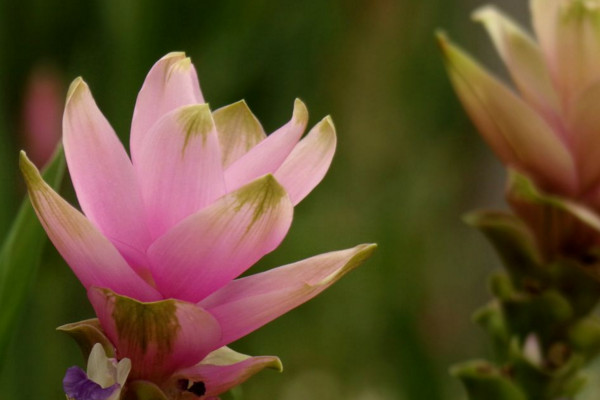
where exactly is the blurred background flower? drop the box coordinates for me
[1,0,584,399]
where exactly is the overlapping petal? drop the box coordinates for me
[131,52,204,161]
[274,115,337,205]
[135,104,225,238]
[437,32,577,194]
[567,82,600,194]
[224,99,308,192]
[532,0,600,105]
[147,174,293,303]
[473,6,560,121]
[174,347,282,398]
[530,0,561,75]
[88,288,222,382]
[200,243,376,346]
[62,78,151,261]
[20,152,161,301]
[213,100,266,168]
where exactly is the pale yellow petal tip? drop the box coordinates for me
[358,243,378,259]
[263,173,287,197]
[171,57,193,73]
[162,51,187,60]
[217,99,251,113]
[66,77,88,104]
[251,173,287,202]
[434,32,473,69]
[234,174,289,225]
[320,115,336,135]
[435,29,450,55]
[317,243,377,287]
[268,357,284,373]
[471,5,499,22]
[293,98,309,125]
[19,150,42,186]
[177,103,215,141]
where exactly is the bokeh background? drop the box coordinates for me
[0,0,582,399]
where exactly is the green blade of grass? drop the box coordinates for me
[0,145,65,365]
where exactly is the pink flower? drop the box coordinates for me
[21,52,375,397]
[438,1,600,258]
[438,1,600,203]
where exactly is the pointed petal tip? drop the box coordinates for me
[19,149,28,163]
[169,57,193,74]
[317,243,377,287]
[435,31,463,64]
[230,173,291,215]
[214,99,253,117]
[434,29,450,49]
[471,4,500,22]
[19,150,41,187]
[318,116,337,138]
[176,103,215,138]
[292,98,308,125]
[178,102,211,114]
[268,356,283,372]
[238,173,288,200]
[66,77,88,104]
[322,115,335,129]
[162,51,187,60]
[229,99,248,108]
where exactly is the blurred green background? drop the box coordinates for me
[0,0,566,399]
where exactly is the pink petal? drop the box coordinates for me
[532,0,600,104]
[530,0,560,74]
[473,6,560,122]
[224,99,308,192]
[174,347,282,397]
[437,33,577,195]
[274,116,336,205]
[213,100,267,168]
[134,104,226,239]
[130,52,204,163]
[62,78,151,262]
[20,152,161,301]
[147,175,293,303]
[199,243,376,347]
[568,81,600,193]
[88,288,222,382]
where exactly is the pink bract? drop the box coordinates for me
[438,1,600,208]
[21,52,375,397]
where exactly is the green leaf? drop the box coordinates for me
[502,289,573,341]
[508,338,586,399]
[506,169,600,262]
[450,360,527,400]
[57,318,115,362]
[568,317,600,361]
[473,301,509,361]
[0,146,65,364]
[464,210,542,283]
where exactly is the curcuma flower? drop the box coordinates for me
[438,1,600,259]
[21,52,375,398]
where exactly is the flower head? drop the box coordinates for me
[438,1,600,259]
[21,66,62,167]
[22,52,375,397]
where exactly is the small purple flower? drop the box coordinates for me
[63,366,118,400]
[63,343,131,400]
